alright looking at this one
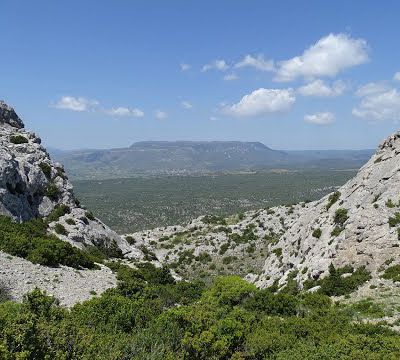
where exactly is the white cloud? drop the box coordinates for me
[106,107,144,118]
[394,72,400,81]
[52,96,99,112]
[181,101,193,109]
[304,112,335,125]
[155,110,167,120]
[209,116,218,121]
[355,82,391,97]
[224,88,295,118]
[275,33,369,82]
[298,79,346,97]
[353,87,400,121]
[223,73,239,81]
[235,54,274,71]
[180,63,191,71]
[202,59,229,72]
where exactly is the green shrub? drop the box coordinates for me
[45,183,60,200]
[331,226,343,237]
[326,191,340,210]
[272,247,282,257]
[54,223,68,235]
[46,204,70,223]
[219,242,230,255]
[65,218,76,225]
[195,252,212,264]
[222,255,237,264]
[125,235,136,245]
[202,215,227,225]
[334,208,349,226]
[10,134,28,144]
[350,300,386,318]
[389,213,400,227]
[85,211,95,221]
[382,264,400,282]
[386,199,396,208]
[318,264,371,296]
[39,162,52,180]
[0,270,398,359]
[312,228,322,239]
[0,215,96,269]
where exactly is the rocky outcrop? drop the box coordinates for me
[0,101,140,258]
[254,131,400,289]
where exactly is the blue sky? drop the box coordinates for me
[1,0,400,150]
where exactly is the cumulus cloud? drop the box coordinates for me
[298,79,346,97]
[155,110,168,120]
[223,73,239,81]
[353,87,400,121]
[202,59,229,72]
[275,33,369,82]
[304,112,335,125]
[224,88,295,118]
[355,82,391,97]
[106,107,144,118]
[52,96,99,112]
[235,54,274,72]
[181,101,193,109]
[180,63,191,71]
[394,72,400,81]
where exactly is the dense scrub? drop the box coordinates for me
[0,215,96,269]
[304,264,372,296]
[0,263,398,359]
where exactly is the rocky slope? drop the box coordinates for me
[0,101,139,258]
[255,131,400,289]
[131,130,400,297]
[0,251,116,307]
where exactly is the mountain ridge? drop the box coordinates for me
[49,141,374,179]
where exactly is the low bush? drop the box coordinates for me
[314,264,371,296]
[45,183,60,200]
[326,191,340,210]
[334,208,349,226]
[202,215,227,225]
[331,226,343,237]
[389,213,400,227]
[312,228,322,239]
[0,215,96,269]
[85,211,95,221]
[10,134,28,144]
[65,218,76,225]
[382,264,400,282]
[39,162,52,180]
[54,223,68,235]
[46,204,70,223]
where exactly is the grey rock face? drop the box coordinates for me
[0,101,139,258]
[254,131,400,289]
[0,101,24,128]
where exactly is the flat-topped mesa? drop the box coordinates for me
[0,100,24,129]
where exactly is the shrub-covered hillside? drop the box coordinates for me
[0,263,399,359]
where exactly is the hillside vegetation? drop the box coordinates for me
[0,264,399,359]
